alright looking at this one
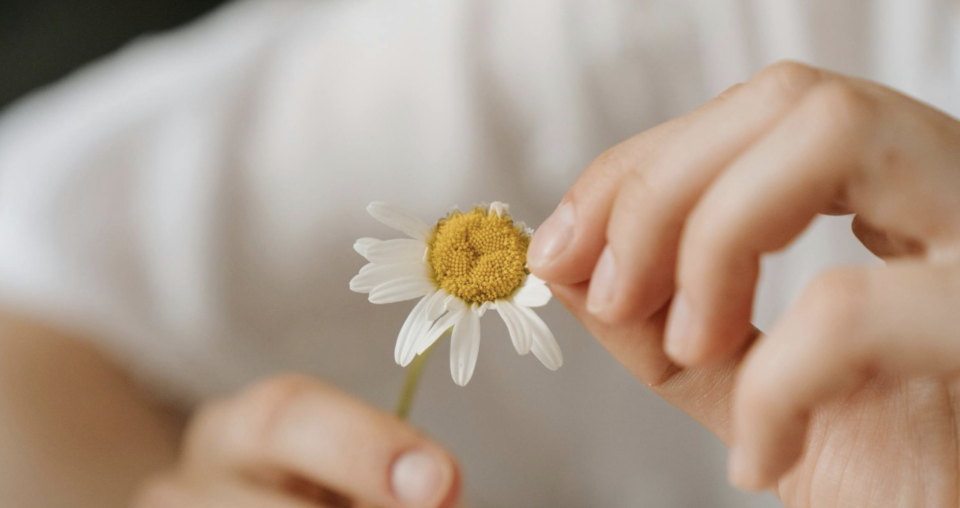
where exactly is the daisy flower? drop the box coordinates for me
[350,202,562,386]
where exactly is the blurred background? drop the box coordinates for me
[2,2,956,507]
[0,0,227,109]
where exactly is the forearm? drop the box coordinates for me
[0,311,185,508]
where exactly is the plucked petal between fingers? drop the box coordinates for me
[350,263,424,293]
[513,275,552,308]
[369,275,435,304]
[367,202,432,241]
[353,237,380,258]
[416,307,466,355]
[497,299,532,355]
[518,306,563,370]
[450,308,482,386]
[363,238,427,264]
[395,292,437,365]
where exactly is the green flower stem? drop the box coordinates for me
[394,339,439,420]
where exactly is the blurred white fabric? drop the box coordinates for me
[0,0,957,506]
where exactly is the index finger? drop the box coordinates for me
[529,62,826,326]
[667,77,960,366]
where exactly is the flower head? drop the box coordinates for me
[350,202,562,386]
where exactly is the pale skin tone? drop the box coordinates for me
[528,61,960,507]
[1,61,958,508]
[0,313,461,508]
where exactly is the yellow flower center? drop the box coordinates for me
[427,207,530,304]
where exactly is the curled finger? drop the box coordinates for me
[183,375,460,508]
[730,263,960,491]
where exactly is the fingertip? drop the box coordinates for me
[666,312,755,367]
[727,447,756,491]
[391,448,459,508]
[664,292,744,367]
[663,293,697,363]
[585,245,619,318]
[584,245,675,326]
[727,447,779,493]
[528,201,606,286]
[528,202,576,273]
[438,462,463,508]
[732,349,812,494]
[728,420,806,493]
[669,237,760,366]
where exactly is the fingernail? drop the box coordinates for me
[528,202,575,269]
[664,293,695,361]
[392,450,449,506]
[587,246,618,315]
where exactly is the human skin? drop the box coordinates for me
[529,61,960,507]
[0,312,461,508]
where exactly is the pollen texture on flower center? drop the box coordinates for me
[427,207,530,304]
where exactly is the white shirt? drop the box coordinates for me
[0,1,957,506]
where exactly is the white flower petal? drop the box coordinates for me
[497,299,532,355]
[354,237,380,258]
[348,264,378,293]
[512,274,552,308]
[450,307,482,386]
[443,294,465,312]
[399,289,448,366]
[424,288,450,322]
[416,307,465,355]
[350,263,423,293]
[395,291,440,366]
[354,200,560,385]
[369,276,435,304]
[477,301,495,317]
[364,238,427,264]
[517,305,563,370]
[367,202,432,241]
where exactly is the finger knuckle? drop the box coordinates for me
[802,82,880,139]
[715,82,744,102]
[187,375,318,465]
[568,146,636,206]
[240,375,317,452]
[588,146,633,181]
[245,374,316,409]
[750,60,823,101]
[620,169,660,206]
[606,170,671,253]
